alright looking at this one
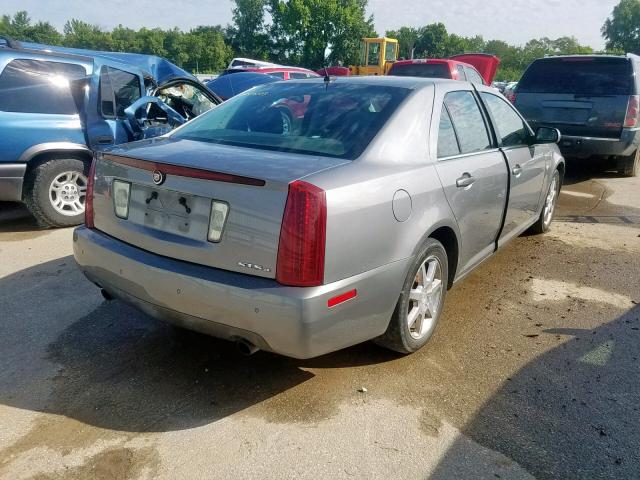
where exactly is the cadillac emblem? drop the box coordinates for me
[152,170,165,185]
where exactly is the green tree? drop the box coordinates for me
[385,26,419,59]
[268,0,375,68]
[602,0,640,53]
[63,19,113,50]
[229,0,270,59]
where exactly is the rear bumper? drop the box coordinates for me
[0,163,26,201]
[73,227,409,358]
[558,129,640,159]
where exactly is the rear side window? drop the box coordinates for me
[464,67,485,85]
[481,93,530,147]
[518,58,633,96]
[389,63,450,78]
[0,59,86,114]
[444,91,491,154]
[100,66,141,119]
[270,71,286,79]
[437,107,460,158]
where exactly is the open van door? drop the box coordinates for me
[450,54,500,85]
[83,57,146,151]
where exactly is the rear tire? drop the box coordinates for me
[23,158,89,228]
[617,149,639,177]
[529,169,560,235]
[374,238,448,354]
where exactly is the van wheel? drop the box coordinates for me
[618,149,639,177]
[374,238,448,354]
[529,169,560,235]
[24,158,89,228]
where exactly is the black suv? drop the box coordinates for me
[514,54,640,176]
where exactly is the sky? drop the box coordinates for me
[2,0,621,50]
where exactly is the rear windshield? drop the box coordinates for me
[388,63,450,79]
[518,58,633,96]
[172,82,409,159]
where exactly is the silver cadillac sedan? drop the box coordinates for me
[73,76,564,358]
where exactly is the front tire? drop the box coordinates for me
[617,149,639,177]
[23,158,89,228]
[374,238,448,354]
[529,169,560,235]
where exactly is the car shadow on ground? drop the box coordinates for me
[0,202,41,232]
[0,256,400,436]
[562,159,626,186]
[430,305,640,480]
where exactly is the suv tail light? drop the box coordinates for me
[624,95,640,128]
[276,180,326,287]
[85,159,97,228]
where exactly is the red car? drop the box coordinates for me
[387,54,500,86]
[221,65,320,80]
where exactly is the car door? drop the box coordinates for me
[83,58,145,151]
[478,90,547,245]
[433,87,509,276]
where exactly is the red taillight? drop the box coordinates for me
[624,95,640,128]
[276,180,326,287]
[84,158,97,229]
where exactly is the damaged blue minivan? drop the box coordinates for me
[0,37,220,227]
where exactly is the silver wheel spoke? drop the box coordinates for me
[407,306,421,329]
[409,286,423,301]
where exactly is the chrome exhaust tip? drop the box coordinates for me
[236,338,259,356]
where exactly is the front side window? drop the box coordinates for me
[437,107,460,158]
[481,93,530,147]
[289,72,309,79]
[156,82,217,119]
[444,91,491,154]
[0,59,86,114]
[100,66,141,119]
[172,82,410,160]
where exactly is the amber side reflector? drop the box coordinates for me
[328,289,357,308]
[103,154,266,187]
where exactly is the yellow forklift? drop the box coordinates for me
[349,37,399,76]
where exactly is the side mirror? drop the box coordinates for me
[535,127,561,144]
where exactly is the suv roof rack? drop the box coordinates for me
[0,36,22,49]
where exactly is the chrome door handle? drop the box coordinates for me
[456,173,476,188]
[512,165,523,176]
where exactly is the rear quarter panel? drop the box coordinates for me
[307,85,459,284]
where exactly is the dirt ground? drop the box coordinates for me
[0,166,638,479]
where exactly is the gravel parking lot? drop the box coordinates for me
[0,167,638,480]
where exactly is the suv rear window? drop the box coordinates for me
[518,58,633,96]
[0,59,86,114]
[388,63,450,79]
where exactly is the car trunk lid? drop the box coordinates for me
[91,137,348,278]
[449,54,500,84]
